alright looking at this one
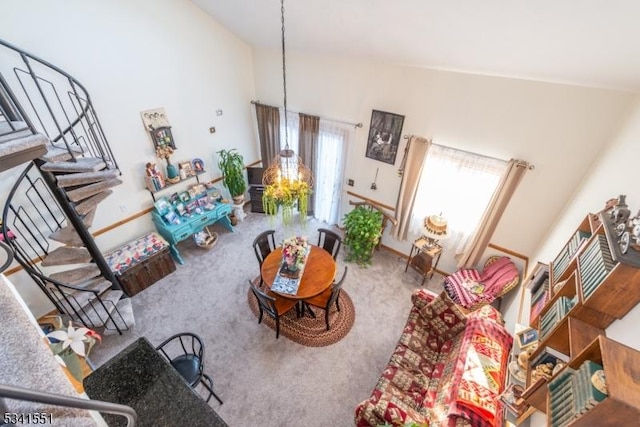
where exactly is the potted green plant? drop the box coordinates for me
[216,149,247,204]
[343,206,383,266]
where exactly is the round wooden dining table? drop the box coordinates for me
[261,245,337,299]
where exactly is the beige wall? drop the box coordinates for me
[252,50,636,274]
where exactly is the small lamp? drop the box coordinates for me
[423,213,450,248]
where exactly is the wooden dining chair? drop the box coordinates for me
[317,228,342,260]
[253,230,276,267]
[302,266,348,330]
[249,281,297,339]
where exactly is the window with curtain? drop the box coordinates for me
[314,120,351,224]
[279,109,351,224]
[410,144,507,254]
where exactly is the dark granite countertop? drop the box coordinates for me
[84,337,227,427]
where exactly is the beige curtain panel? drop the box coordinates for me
[457,159,530,268]
[392,136,432,240]
[254,103,281,166]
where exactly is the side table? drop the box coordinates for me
[405,237,443,285]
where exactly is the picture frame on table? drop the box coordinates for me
[179,161,195,177]
[192,158,205,173]
[365,109,405,165]
[179,191,190,203]
[500,383,527,415]
[154,197,171,215]
[169,192,179,204]
[175,203,186,216]
[516,327,539,349]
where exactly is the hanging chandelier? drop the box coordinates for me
[262,0,314,224]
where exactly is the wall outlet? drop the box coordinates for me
[347,179,354,186]
[209,126,216,134]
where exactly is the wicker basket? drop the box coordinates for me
[194,227,218,250]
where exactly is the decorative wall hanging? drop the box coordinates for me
[141,107,176,149]
[365,109,405,165]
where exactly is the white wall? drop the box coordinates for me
[251,50,636,274]
[0,0,258,314]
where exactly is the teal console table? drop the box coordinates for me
[152,201,233,264]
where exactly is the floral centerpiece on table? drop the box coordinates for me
[46,321,101,382]
[281,236,309,273]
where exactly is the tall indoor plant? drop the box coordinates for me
[217,149,247,204]
[343,206,383,266]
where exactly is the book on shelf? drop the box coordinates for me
[577,360,608,414]
[530,346,569,368]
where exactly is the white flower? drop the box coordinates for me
[47,323,90,357]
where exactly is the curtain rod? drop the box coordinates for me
[251,100,363,128]
[403,134,535,170]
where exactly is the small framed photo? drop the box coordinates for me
[175,203,186,216]
[169,192,179,204]
[196,196,208,207]
[192,157,205,173]
[179,191,190,203]
[186,200,198,213]
[179,161,194,177]
[516,327,539,349]
[154,197,171,215]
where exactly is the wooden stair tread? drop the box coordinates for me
[49,265,101,286]
[82,208,96,228]
[52,279,112,312]
[74,190,113,216]
[49,226,83,247]
[41,246,91,266]
[41,157,107,173]
[56,169,120,188]
[40,144,84,163]
[0,133,49,173]
[66,178,122,202]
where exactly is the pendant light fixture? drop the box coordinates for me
[262,0,314,225]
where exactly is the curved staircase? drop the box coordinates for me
[0,38,133,335]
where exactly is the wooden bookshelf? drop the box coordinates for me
[521,208,640,424]
[548,336,640,426]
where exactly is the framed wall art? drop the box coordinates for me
[365,109,405,165]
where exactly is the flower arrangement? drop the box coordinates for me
[282,235,309,270]
[46,321,101,382]
[263,179,311,225]
[155,144,174,164]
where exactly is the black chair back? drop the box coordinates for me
[155,332,205,386]
[249,281,277,318]
[327,266,348,309]
[253,230,276,266]
[317,228,342,260]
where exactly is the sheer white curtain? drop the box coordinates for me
[314,120,351,224]
[410,144,507,254]
[279,109,350,224]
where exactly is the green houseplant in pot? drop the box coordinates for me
[343,206,383,266]
[217,149,247,204]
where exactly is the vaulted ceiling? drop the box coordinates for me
[192,0,640,92]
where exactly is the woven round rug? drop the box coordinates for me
[247,282,355,347]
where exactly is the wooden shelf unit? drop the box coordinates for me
[546,336,640,427]
[520,211,640,424]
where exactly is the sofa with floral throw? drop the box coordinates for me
[354,289,513,427]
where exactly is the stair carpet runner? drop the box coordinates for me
[35,143,134,335]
